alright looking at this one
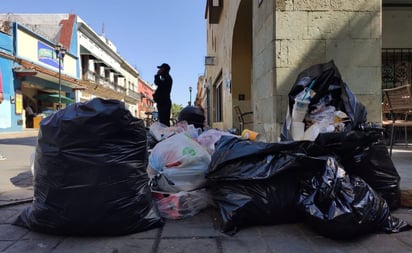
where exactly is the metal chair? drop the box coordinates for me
[234,105,253,133]
[383,84,412,156]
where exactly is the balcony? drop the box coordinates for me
[115,85,126,93]
[102,79,114,90]
[85,71,95,82]
[128,89,141,100]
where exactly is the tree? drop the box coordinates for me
[171,103,183,119]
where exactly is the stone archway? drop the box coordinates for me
[231,0,253,131]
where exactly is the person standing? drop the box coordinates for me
[25,104,36,128]
[153,63,173,127]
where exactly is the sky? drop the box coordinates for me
[2,0,207,106]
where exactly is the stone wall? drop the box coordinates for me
[206,0,382,140]
[253,0,382,140]
[383,8,412,48]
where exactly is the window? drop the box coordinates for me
[382,48,412,89]
[212,0,221,7]
[214,80,223,122]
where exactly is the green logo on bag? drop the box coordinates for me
[182,147,196,156]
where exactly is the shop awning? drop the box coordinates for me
[34,93,74,104]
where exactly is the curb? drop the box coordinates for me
[0,198,33,208]
[0,130,39,139]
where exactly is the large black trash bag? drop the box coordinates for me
[206,136,325,235]
[298,156,411,240]
[280,60,367,141]
[14,98,164,235]
[207,135,324,181]
[178,105,206,129]
[315,127,401,210]
[209,174,302,235]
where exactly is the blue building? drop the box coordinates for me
[0,31,16,132]
[0,15,82,133]
[0,14,143,134]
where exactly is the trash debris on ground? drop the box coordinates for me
[207,135,411,238]
[241,129,265,141]
[205,61,410,239]
[13,61,411,240]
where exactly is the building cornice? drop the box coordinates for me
[0,50,15,60]
[77,21,138,77]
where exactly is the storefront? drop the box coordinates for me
[0,22,81,132]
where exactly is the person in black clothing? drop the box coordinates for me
[153,63,173,126]
[25,104,36,128]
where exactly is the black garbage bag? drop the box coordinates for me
[315,128,401,210]
[178,105,205,129]
[14,98,164,235]
[207,135,323,181]
[280,60,367,141]
[206,136,326,235]
[298,156,411,240]
[209,174,302,235]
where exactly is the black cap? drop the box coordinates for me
[157,63,171,72]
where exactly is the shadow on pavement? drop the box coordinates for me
[10,171,33,188]
[0,137,37,147]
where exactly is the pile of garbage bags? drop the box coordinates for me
[207,135,410,238]
[205,61,410,238]
[281,60,401,209]
[14,61,411,240]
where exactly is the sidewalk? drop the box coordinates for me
[0,130,37,208]
[0,129,39,139]
[0,130,411,253]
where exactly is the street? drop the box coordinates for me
[0,136,36,207]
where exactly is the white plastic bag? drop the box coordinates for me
[149,121,175,141]
[197,129,237,154]
[148,133,211,192]
[152,189,211,219]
